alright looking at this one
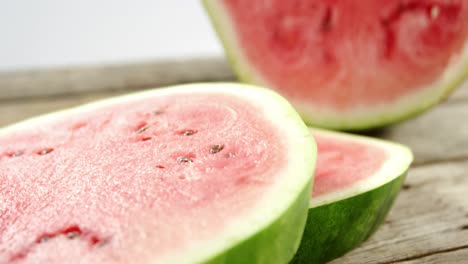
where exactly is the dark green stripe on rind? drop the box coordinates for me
[292,171,407,264]
[206,179,313,264]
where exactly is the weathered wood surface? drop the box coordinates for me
[1,65,468,263]
[0,58,235,100]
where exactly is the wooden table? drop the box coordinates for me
[1,59,468,263]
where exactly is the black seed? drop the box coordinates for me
[210,144,224,154]
[38,148,53,155]
[177,156,193,163]
[135,124,149,134]
[66,231,81,239]
[181,129,197,136]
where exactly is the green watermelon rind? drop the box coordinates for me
[202,0,468,130]
[292,171,407,264]
[292,128,413,263]
[0,83,316,264]
[207,180,313,264]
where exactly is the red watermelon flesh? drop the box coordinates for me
[220,0,468,110]
[0,90,293,263]
[312,133,387,198]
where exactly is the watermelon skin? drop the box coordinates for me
[292,172,407,264]
[207,180,312,264]
[203,0,468,130]
[289,128,413,263]
[0,83,316,264]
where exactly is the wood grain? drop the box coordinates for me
[449,80,468,102]
[400,247,468,264]
[0,58,236,100]
[367,101,468,165]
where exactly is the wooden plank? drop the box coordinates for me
[0,58,236,100]
[449,80,468,102]
[401,247,468,264]
[330,160,468,264]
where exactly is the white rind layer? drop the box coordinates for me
[0,83,316,264]
[204,0,468,130]
[309,128,413,208]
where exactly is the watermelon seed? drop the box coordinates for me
[66,231,81,239]
[156,165,165,169]
[210,144,224,154]
[179,175,186,180]
[459,224,468,231]
[152,110,164,116]
[94,237,110,248]
[177,156,193,163]
[90,236,110,248]
[12,151,24,157]
[5,151,24,158]
[136,124,150,134]
[402,184,411,190]
[37,235,51,243]
[37,148,54,155]
[430,5,440,19]
[63,226,82,239]
[180,129,197,136]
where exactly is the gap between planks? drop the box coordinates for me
[380,244,468,263]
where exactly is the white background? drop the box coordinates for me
[0,1,223,71]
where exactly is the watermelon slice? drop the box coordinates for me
[203,0,468,130]
[292,128,413,263]
[0,83,316,264]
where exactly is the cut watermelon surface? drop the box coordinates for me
[292,128,413,263]
[0,83,316,264]
[204,0,468,130]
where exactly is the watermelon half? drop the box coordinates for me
[292,128,413,263]
[203,0,468,130]
[0,83,316,264]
